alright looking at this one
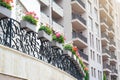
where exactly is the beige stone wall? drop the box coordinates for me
[0,45,77,80]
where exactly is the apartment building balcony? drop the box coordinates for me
[72,13,87,31]
[100,20,108,32]
[111,68,118,76]
[110,54,117,63]
[100,4,113,26]
[72,32,87,49]
[78,50,88,64]
[109,40,116,51]
[103,63,111,73]
[52,21,64,34]
[71,0,85,14]
[39,0,49,6]
[41,12,49,24]
[0,17,85,80]
[108,27,114,38]
[102,48,110,59]
[52,1,63,18]
[101,33,109,46]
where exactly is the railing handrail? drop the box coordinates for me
[78,50,88,61]
[102,48,110,55]
[72,31,87,43]
[72,13,86,25]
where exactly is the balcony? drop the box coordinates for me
[101,33,109,46]
[78,50,88,64]
[72,32,87,49]
[72,13,86,31]
[52,21,64,34]
[0,17,85,80]
[110,54,117,63]
[103,63,111,73]
[41,12,49,24]
[102,48,110,59]
[108,27,114,38]
[109,40,116,51]
[100,4,113,26]
[71,0,85,13]
[111,68,118,76]
[100,20,108,32]
[52,1,63,18]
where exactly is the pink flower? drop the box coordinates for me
[56,32,61,38]
[76,51,80,57]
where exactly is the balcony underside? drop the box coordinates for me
[103,69,111,73]
[102,53,110,59]
[73,38,87,49]
[71,1,85,14]
[72,19,86,31]
[109,45,116,51]
[101,38,109,46]
[100,23,108,32]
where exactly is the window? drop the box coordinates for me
[94,68,96,77]
[88,17,93,31]
[94,8,98,21]
[95,23,99,36]
[94,0,98,6]
[88,2,92,14]
[91,50,92,59]
[93,51,95,60]
[91,67,93,76]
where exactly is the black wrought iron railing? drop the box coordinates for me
[72,31,87,43]
[72,13,86,25]
[78,50,88,61]
[0,17,84,80]
[72,0,85,8]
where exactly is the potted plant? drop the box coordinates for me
[63,44,73,57]
[51,32,64,49]
[0,0,13,18]
[20,11,39,32]
[38,24,52,41]
[64,44,79,60]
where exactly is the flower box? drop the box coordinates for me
[0,6,11,18]
[38,31,52,41]
[63,50,73,57]
[50,41,63,49]
[20,20,36,32]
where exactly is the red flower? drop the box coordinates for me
[3,0,13,4]
[84,67,88,71]
[72,46,78,52]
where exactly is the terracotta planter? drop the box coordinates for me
[38,31,52,41]
[0,6,11,18]
[20,20,36,32]
[50,41,63,49]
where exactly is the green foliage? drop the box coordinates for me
[52,34,64,43]
[103,73,107,80]
[39,25,52,35]
[0,0,12,10]
[64,44,72,51]
[23,15,37,25]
